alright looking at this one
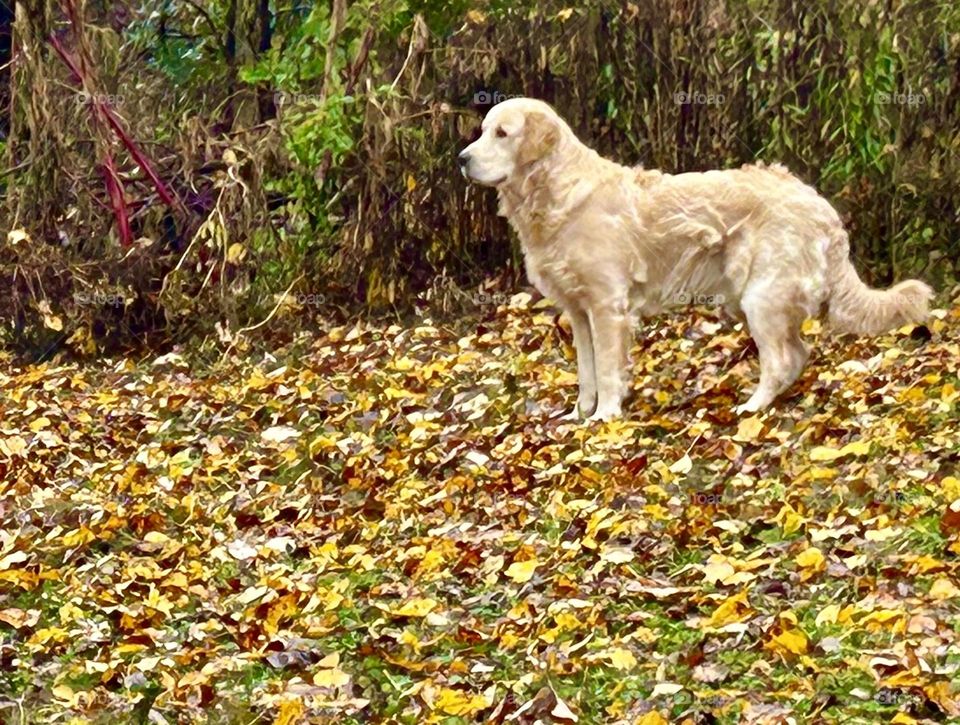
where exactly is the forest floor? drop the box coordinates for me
[1,291,959,724]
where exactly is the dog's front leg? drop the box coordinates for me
[586,305,630,422]
[566,308,597,418]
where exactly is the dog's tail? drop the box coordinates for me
[825,230,932,336]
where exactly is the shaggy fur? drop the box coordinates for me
[458,98,933,421]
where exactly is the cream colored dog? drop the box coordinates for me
[458,97,932,421]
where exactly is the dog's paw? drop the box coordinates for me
[734,402,758,416]
[559,407,583,422]
[575,396,596,417]
[734,397,771,416]
[586,404,621,423]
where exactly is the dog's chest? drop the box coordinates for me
[523,249,579,303]
[505,217,573,301]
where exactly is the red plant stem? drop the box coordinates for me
[102,156,133,247]
[48,31,179,242]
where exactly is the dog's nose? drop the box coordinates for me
[457,150,470,169]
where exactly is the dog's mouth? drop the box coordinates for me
[463,171,507,187]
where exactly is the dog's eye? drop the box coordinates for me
[495,127,508,138]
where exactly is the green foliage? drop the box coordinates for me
[2,0,957,351]
[239,4,372,245]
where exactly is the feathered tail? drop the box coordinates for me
[826,230,932,336]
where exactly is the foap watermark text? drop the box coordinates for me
[74,291,127,306]
[473,90,520,106]
[674,91,725,105]
[876,90,926,106]
[674,292,726,306]
[77,92,124,107]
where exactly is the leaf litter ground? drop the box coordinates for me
[1,293,959,724]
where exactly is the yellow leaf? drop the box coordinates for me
[136,655,162,672]
[553,611,583,631]
[416,548,446,576]
[393,356,416,371]
[929,577,960,601]
[943,476,960,501]
[52,684,74,701]
[795,547,825,571]
[273,698,305,725]
[911,555,945,574]
[636,712,668,725]
[922,682,960,717]
[393,597,438,617]
[809,446,843,462]
[650,683,684,697]
[43,313,64,331]
[891,713,919,725]
[317,652,339,668]
[433,687,491,715]
[815,604,840,627]
[312,667,350,687]
[669,454,692,474]
[143,531,170,544]
[733,415,764,442]
[405,174,417,192]
[115,643,148,656]
[865,527,900,542]
[809,440,870,461]
[226,243,246,264]
[701,556,736,585]
[840,440,871,456]
[383,386,423,400]
[605,647,637,671]
[0,435,27,458]
[178,671,208,687]
[599,546,634,564]
[776,503,806,535]
[322,590,344,611]
[31,627,70,645]
[767,626,808,655]
[941,383,959,403]
[860,608,905,629]
[30,416,52,432]
[7,228,29,245]
[704,590,751,628]
[61,527,95,547]
[505,558,538,583]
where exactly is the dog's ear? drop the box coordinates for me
[517,111,560,166]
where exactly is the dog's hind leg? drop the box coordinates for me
[736,284,809,415]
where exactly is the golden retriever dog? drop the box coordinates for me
[458,97,932,421]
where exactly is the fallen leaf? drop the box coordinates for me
[929,577,960,601]
[605,647,637,670]
[733,415,764,442]
[393,598,438,617]
[505,558,538,583]
[260,426,300,445]
[650,682,684,697]
[550,693,579,722]
[312,667,350,688]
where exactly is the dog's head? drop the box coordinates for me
[458,98,562,187]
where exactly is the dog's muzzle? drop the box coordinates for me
[458,150,470,178]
